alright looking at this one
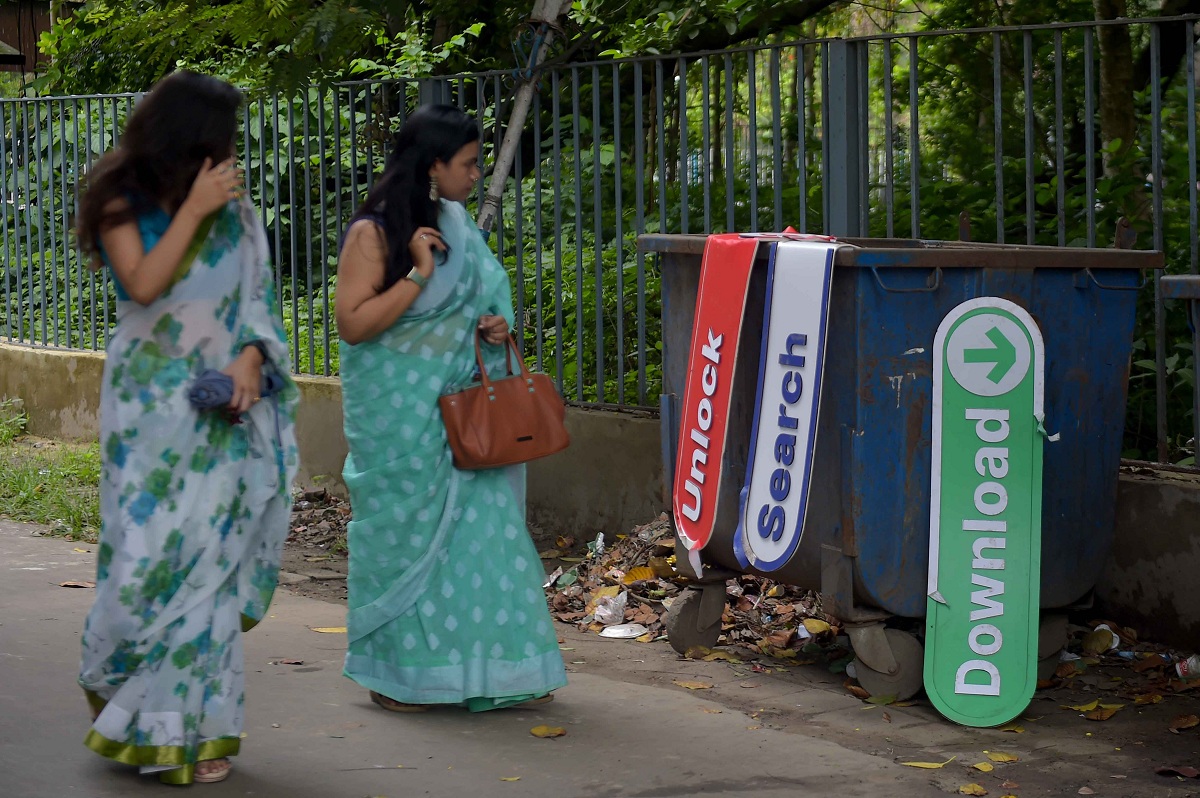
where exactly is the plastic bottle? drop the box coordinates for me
[1176,654,1200,679]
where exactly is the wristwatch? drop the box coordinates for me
[406,268,429,289]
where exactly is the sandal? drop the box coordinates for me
[370,690,432,713]
[194,758,232,784]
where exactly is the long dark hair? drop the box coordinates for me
[357,104,481,291]
[77,71,243,265]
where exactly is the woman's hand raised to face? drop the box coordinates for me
[407,226,446,278]
[183,157,244,218]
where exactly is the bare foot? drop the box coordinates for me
[194,758,231,784]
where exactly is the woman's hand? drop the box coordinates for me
[407,226,445,277]
[183,157,244,219]
[221,347,264,414]
[478,315,509,346]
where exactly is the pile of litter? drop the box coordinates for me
[288,488,350,552]
[543,514,845,658]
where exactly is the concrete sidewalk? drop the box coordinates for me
[0,521,945,798]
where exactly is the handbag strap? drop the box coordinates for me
[473,333,532,395]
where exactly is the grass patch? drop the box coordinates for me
[0,397,27,445]
[0,432,102,543]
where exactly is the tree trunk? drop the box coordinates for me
[1133,0,1200,92]
[1094,0,1135,172]
[1093,0,1149,222]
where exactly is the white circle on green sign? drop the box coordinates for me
[945,313,1031,397]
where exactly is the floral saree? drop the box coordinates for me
[78,198,299,784]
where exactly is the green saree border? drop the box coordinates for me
[82,689,241,786]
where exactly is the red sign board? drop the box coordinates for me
[672,235,760,551]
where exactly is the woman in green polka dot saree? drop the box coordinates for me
[336,105,568,712]
[75,73,300,785]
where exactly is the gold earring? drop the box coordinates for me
[429,175,439,202]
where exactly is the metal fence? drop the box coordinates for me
[1,16,1198,463]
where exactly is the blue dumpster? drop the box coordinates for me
[643,234,1163,700]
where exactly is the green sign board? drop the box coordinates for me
[925,297,1045,728]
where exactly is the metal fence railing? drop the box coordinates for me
[2,16,1198,463]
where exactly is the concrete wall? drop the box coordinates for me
[0,343,104,440]
[0,342,666,537]
[1096,468,1200,650]
[8,341,1200,648]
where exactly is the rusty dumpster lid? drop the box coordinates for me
[636,233,1165,270]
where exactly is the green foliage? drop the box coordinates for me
[348,23,487,81]
[37,0,863,95]
[0,397,27,445]
[0,438,102,542]
[8,3,1200,460]
[37,0,383,94]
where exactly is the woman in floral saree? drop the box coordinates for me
[76,72,299,785]
[335,105,566,712]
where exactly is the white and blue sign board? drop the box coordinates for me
[735,240,839,571]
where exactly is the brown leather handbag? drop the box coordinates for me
[438,333,570,469]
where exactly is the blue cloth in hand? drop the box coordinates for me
[188,368,286,411]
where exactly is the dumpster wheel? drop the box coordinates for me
[852,629,925,702]
[665,587,723,655]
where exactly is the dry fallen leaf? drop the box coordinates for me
[529,725,566,738]
[959,784,988,796]
[802,618,832,635]
[701,708,722,714]
[702,649,743,663]
[844,680,871,700]
[500,777,521,782]
[1078,788,1096,796]
[987,752,1019,763]
[537,549,563,560]
[1156,766,1200,778]
[1169,714,1200,733]
[1085,704,1123,722]
[555,535,575,550]
[998,723,1025,733]
[673,680,714,690]
[1056,661,1081,679]
[1134,693,1164,705]
[972,762,995,773]
[901,756,957,769]
[72,547,90,553]
[1062,700,1099,712]
[1000,781,1019,790]
[58,580,96,589]
[1133,656,1167,673]
[1082,630,1115,655]
[622,566,656,584]
[882,711,892,723]
[311,627,347,634]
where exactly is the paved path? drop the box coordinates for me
[0,520,943,797]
